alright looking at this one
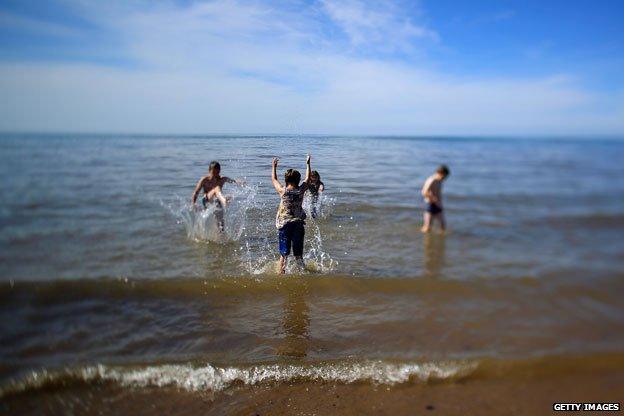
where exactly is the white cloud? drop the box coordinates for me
[0,0,622,135]
[321,0,438,51]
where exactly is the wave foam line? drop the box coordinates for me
[0,360,474,398]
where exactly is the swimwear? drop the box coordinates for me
[202,196,223,210]
[202,196,225,231]
[425,202,443,215]
[278,220,305,257]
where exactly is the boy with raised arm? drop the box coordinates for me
[191,161,243,231]
[421,165,450,233]
[271,155,311,274]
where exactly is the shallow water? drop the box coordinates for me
[1,135,623,279]
[1,135,623,410]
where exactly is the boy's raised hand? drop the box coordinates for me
[306,154,311,165]
[271,157,284,193]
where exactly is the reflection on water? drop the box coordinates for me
[423,233,446,278]
[277,280,310,358]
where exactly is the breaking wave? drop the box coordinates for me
[0,360,474,398]
[3,352,623,399]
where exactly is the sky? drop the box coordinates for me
[0,0,623,135]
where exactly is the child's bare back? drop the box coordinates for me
[421,165,450,233]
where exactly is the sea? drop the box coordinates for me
[1,134,623,414]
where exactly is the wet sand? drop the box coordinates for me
[212,370,624,416]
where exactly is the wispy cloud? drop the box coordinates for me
[321,0,438,51]
[0,0,622,135]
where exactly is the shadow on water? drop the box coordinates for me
[423,233,446,278]
[277,279,310,358]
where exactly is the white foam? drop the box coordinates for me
[1,360,475,397]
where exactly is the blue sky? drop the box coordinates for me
[0,0,622,135]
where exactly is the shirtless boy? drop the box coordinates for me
[191,161,243,231]
[272,155,312,274]
[421,165,450,233]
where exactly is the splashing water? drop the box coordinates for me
[303,192,335,220]
[304,221,337,273]
[301,192,337,273]
[163,184,258,243]
[162,183,336,275]
[240,215,337,276]
[240,226,336,275]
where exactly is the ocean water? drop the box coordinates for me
[1,135,624,412]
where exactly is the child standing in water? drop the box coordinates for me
[272,155,312,274]
[307,170,325,218]
[191,161,243,231]
[421,165,450,233]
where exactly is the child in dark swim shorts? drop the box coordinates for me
[421,165,450,233]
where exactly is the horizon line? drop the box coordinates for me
[1,130,623,141]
